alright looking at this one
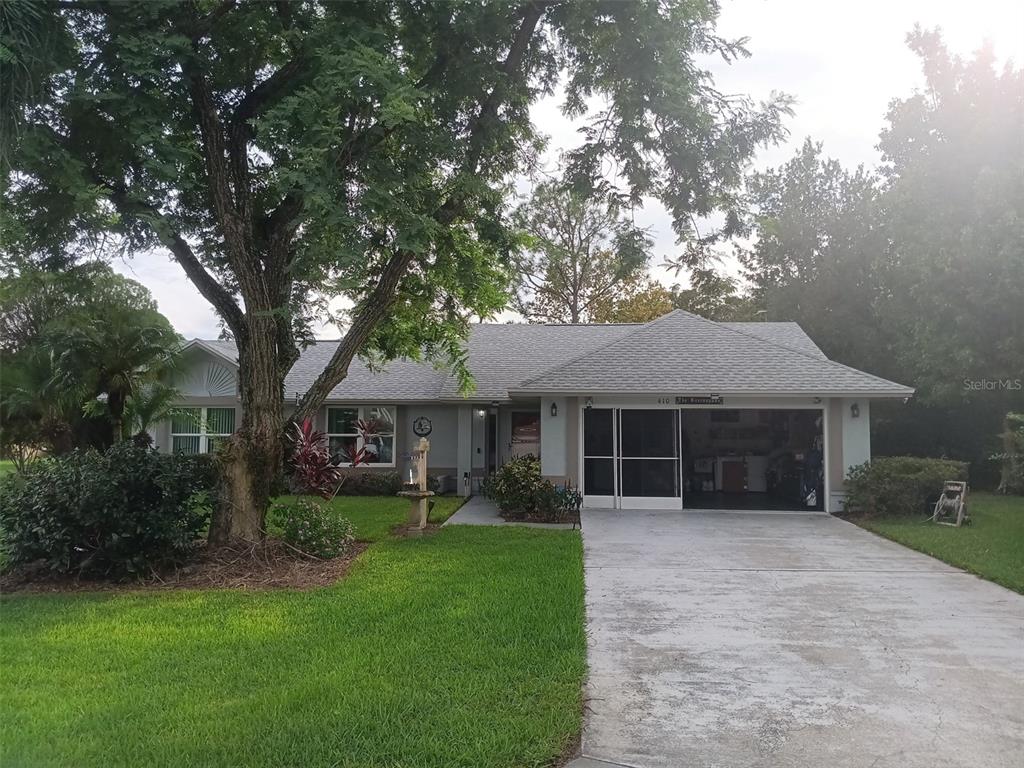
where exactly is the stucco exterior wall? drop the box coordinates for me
[399,404,458,471]
[827,398,844,512]
[566,397,580,488]
[540,396,568,483]
[841,398,871,474]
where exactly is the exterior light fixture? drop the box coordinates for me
[550,401,558,417]
[850,402,860,418]
[475,407,486,418]
[584,397,594,409]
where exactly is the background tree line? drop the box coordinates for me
[517,30,1023,487]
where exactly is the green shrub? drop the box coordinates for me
[271,498,355,558]
[335,469,404,496]
[0,444,217,576]
[330,470,448,496]
[484,455,581,523]
[845,456,969,516]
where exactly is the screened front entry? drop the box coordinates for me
[583,408,682,509]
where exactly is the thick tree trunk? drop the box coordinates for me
[108,389,126,444]
[208,325,285,546]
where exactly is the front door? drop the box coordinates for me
[582,407,682,509]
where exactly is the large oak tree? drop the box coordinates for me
[3,0,788,542]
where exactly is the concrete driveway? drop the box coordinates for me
[575,509,1024,768]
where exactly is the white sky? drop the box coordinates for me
[112,0,1024,338]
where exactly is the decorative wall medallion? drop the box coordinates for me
[182,361,237,397]
[412,416,433,437]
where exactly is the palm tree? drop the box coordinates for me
[52,310,181,443]
[123,381,184,445]
[1,345,81,461]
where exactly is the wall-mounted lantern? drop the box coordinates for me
[850,402,860,418]
[550,401,558,418]
[475,407,487,419]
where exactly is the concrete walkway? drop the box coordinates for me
[571,509,1024,768]
[442,494,576,529]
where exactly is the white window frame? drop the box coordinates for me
[170,406,236,454]
[326,405,396,467]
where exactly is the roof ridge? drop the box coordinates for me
[668,311,911,391]
[514,310,685,389]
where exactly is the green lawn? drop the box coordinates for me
[0,460,15,478]
[0,525,585,767]
[272,494,467,542]
[858,492,1024,593]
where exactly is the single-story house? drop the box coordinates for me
[156,309,913,512]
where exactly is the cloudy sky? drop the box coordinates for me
[112,0,1024,339]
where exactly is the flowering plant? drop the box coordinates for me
[272,498,354,559]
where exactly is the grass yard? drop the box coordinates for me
[272,494,467,542]
[858,492,1024,593]
[0,460,15,478]
[0,525,585,768]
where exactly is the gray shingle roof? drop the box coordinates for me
[720,322,827,358]
[435,323,637,399]
[511,310,913,396]
[188,311,911,401]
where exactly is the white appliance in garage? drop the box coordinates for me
[714,455,769,493]
[745,456,769,493]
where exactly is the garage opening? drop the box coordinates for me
[581,406,824,511]
[681,409,823,511]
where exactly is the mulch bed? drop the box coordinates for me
[0,539,370,595]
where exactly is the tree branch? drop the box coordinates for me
[190,0,237,40]
[291,1,552,419]
[293,250,416,422]
[463,1,549,174]
[105,185,246,337]
[233,57,306,129]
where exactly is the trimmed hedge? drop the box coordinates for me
[0,444,217,576]
[335,470,404,496]
[335,470,443,496]
[845,456,968,516]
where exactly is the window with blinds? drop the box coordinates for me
[171,406,236,454]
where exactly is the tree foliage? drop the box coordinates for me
[3,0,789,538]
[741,30,1024,484]
[591,275,675,324]
[671,267,755,321]
[514,179,653,323]
[0,261,179,455]
[877,29,1024,405]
